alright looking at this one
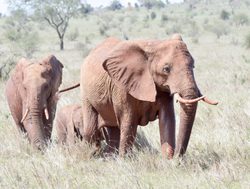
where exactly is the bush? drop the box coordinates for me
[80,3,93,14]
[166,24,183,35]
[67,28,79,41]
[220,10,230,20]
[188,21,199,38]
[21,32,39,57]
[4,9,38,58]
[0,54,17,80]
[209,21,229,39]
[99,24,109,36]
[129,15,138,24]
[143,15,150,22]
[108,0,123,11]
[161,14,168,22]
[233,13,249,26]
[139,0,165,9]
[244,33,250,49]
[150,11,157,20]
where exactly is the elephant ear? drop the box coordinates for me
[103,42,156,102]
[43,55,64,94]
[12,58,30,100]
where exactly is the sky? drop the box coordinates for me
[0,0,183,15]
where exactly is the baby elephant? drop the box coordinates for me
[56,104,83,144]
[56,104,152,154]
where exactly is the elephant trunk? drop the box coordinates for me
[26,100,46,150]
[175,89,198,156]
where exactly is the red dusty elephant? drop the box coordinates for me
[79,34,218,159]
[5,55,63,149]
[55,104,83,145]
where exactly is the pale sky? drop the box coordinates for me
[0,0,183,15]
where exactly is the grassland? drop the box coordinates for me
[0,1,249,188]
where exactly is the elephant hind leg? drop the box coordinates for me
[103,127,120,154]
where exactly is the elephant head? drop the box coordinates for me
[103,34,217,157]
[13,55,63,149]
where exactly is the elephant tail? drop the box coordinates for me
[58,83,80,93]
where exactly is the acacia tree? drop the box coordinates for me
[9,0,81,50]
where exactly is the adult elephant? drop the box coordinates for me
[80,34,217,159]
[5,55,64,149]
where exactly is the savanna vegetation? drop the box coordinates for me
[0,0,249,188]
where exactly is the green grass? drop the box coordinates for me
[0,1,249,188]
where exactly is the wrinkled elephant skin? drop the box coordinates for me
[5,55,63,149]
[80,35,217,159]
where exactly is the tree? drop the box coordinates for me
[138,0,165,9]
[80,3,93,15]
[108,0,123,11]
[9,0,81,50]
[4,9,38,57]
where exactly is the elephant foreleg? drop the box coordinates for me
[81,99,101,146]
[159,97,176,159]
[119,124,138,157]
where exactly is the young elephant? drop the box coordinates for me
[55,104,117,151]
[5,55,63,149]
[56,104,83,144]
[55,104,152,154]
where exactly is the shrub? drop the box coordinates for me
[244,33,250,49]
[118,15,124,22]
[166,24,183,35]
[108,0,123,11]
[139,0,165,9]
[21,32,39,58]
[220,10,230,20]
[188,21,199,38]
[129,15,138,24]
[209,21,229,39]
[150,11,157,20]
[4,9,38,58]
[80,3,93,14]
[99,24,109,36]
[233,13,249,26]
[161,14,168,22]
[191,37,199,44]
[0,55,17,80]
[67,28,79,41]
[143,15,150,22]
[203,18,209,24]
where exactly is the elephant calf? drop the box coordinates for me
[56,104,83,144]
[55,104,117,150]
[55,104,152,154]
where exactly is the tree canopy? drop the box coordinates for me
[9,0,81,50]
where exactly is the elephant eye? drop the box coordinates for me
[43,84,49,90]
[163,65,171,73]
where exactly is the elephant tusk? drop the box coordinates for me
[174,93,205,104]
[44,108,49,120]
[21,108,29,123]
[202,97,218,105]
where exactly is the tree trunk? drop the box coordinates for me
[60,38,64,50]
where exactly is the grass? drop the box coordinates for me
[0,1,249,188]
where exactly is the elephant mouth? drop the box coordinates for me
[21,107,50,123]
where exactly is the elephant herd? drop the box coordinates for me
[5,34,218,159]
